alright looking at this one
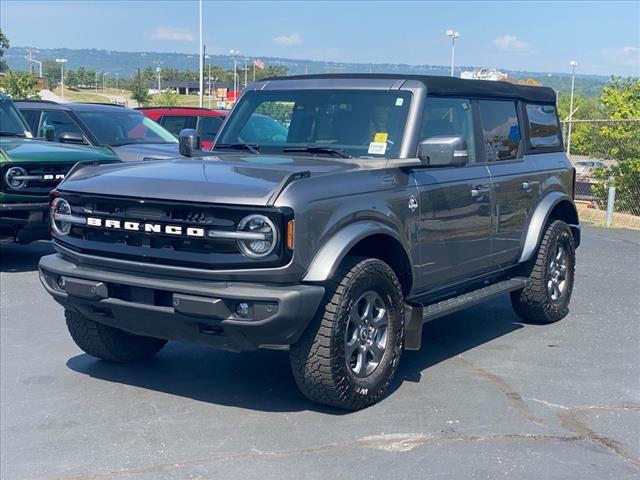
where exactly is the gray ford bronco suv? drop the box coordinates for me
[39,74,580,410]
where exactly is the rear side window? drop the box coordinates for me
[160,115,197,136]
[197,116,224,143]
[478,100,520,161]
[525,104,561,148]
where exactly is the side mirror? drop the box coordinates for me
[40,125,55,142]
[179,128,201,157]
[417,136,468,167]
[59,131,87,144]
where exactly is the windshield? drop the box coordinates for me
[216,89,412,158]
[75,110,177,146]
[0,97,32,138]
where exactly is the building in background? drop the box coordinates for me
[460,68,508,81]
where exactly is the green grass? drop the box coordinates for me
[53,87,110,103]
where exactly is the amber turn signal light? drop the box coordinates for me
[287,219,295,250]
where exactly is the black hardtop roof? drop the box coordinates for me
[14,100,134,112]
[263,73,556,104]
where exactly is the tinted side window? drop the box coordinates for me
[20,109,41,134]
[160,115,197,136]
[525,104,561,148]
[419,97,475,163]
[478,100,520,161]
[197,116,224,142]
[40,111,85,142]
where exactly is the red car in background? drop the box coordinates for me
[137,107,228,149]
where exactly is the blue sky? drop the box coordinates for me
[1,1,639,76]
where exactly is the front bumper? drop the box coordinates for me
[0,202,50,243]
[39,253,325,351]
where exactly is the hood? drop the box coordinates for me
[111,143,180,162]
[58,153,357,206]
[0,137,118,164]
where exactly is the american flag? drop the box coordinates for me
[254,59,265,70]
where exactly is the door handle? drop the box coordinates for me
[522,181,540,191]
[471,186,491,198]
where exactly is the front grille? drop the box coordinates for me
[2,162,77,195]
[55,193,291,270]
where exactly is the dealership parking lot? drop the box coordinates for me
[1,225,638,480]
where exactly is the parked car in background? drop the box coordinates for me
[15,101,180,162]
[574,160,607,178]
[137,107,289,149]
[1,95,119,243]
[137,107,227,149]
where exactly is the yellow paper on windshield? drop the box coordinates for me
[374,132,388,143]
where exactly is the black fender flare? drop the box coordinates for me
[303,221,411,282]
[519,191,580,263]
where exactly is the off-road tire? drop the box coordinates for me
[511,220,576,324]
[65,310,167,362]
[289,258,404,410]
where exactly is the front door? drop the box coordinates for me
[411,97,493,292]
[478,100,540,267]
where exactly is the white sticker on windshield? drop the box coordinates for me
[368,142,387,155]
[395,98,404,106]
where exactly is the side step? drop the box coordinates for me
[404,277,529,351]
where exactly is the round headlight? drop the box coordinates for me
[236,214,278,258]
[50,197,72,236]
[5,166,28,189]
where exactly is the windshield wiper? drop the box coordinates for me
[0,132,26,138]
[214,143,260,154]
[283,146,351,158]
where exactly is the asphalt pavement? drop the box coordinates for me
[1,226,639,479]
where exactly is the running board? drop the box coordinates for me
[404,277,529,351]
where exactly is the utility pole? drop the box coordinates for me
[115,73,119,95]
[567,60,578,155]
[55,58,67,100]
[198,0,204,108]
[244,59,248,89]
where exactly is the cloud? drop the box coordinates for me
[493,35,533,52]
[601,46,640,67]
[273,32,303,46]
[151,27,194,42]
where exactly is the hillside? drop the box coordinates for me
[5,46,611,96]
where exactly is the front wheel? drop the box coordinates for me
[289,258,405,410]
[65,310,167,362]
[511,220,576,323]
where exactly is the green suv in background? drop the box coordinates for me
[0,94,120,244]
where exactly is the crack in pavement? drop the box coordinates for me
[454,355,544,425]
[557,405,640,469]
[32,432,594,480]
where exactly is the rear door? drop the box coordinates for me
[479,100,540,267]
[411,96,493,291]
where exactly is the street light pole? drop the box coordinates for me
[446,30,460,77]
[55,58,67,100]
[198,0,204,108]
[230,49,240,102]
[115,73,119,95]
[244,58,248,89]
[103,72,108,93]
[95,72,98,95]
[567,60,578,156]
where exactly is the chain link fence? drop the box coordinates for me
[562,119,640,229]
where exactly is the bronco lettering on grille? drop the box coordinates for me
[85,217,205,238]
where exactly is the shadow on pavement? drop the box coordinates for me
[0,241,54,273]
[66,295,524,414]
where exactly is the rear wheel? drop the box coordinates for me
[289,258,404,410]
[65,310,167,362]
[511,220,576,323]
